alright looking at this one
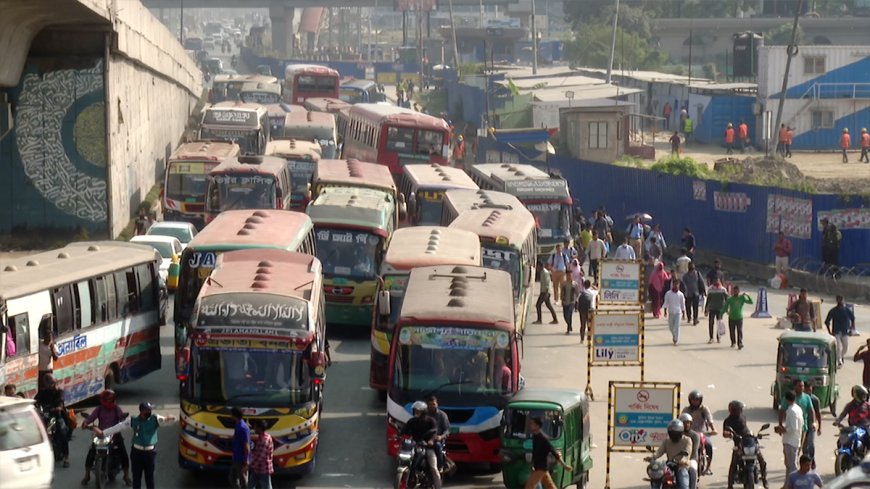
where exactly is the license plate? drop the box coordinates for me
[17,455,35,472]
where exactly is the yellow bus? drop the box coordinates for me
[173,209,316,357]
[398,164,478,226]
[449,207,537,335]
[369,226,481,394]
[439,188,525,226]
[264,139,321,209]
[306,187,397,327]
[176,248,328,475]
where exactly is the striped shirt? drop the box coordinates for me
[250,432,274,475]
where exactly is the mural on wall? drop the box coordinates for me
[14,60,107,223]
[766,194,813,239]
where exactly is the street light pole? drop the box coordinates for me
[605,0,620,84]
[531,0,538,75]
[179,0,184,44]
[773,0,803,156]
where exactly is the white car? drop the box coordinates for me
[0,396,54,489]
[146,221,198,250]
[130,235,183,284]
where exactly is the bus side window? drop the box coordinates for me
[51,285,75,336]
[114,271,132,317]
[136,263,156,311]
[124,268,139,314]
[104,273,118,321]
[93,276,109,323]
[76,280,94,328]
[8,313,30,358]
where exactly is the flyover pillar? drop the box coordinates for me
[270,4,295,58]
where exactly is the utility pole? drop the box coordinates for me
[179,0,184,43]
[773,0,803,155]
[605,0,620,84]
[446,0,461,76]
[531,0,538,75]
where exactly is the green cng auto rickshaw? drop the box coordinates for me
[500,389,592,489]
[771,331,839,415]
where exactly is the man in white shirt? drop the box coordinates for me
[775,390,804,480]
[663,281,686,345]
[586,231,607,282]
[614,236,637,260]
[38,328,60,390]
[674,248,692,281]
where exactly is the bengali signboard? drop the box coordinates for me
[599,260,643,305]
[504,179,570,200]
[592,311,642,364]
[817,208,870,230]
[766,194,813,239]
[610,382,680,448]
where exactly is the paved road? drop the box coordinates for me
[54,284,870,489]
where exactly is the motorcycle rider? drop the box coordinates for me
[81,389,131,486]
[401,401,441,489]
[723,400,769,489]
[33,373,70,467]
[426,395,450,471]
[682,390,716,473]
[645,419,692,489]
[678,413,699,489]
[833,385,870,450]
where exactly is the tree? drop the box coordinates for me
[765,22,804,45]
[566,25,667,71]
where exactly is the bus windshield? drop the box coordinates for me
[211,174,276,211]
[241,91,280,104]
[189,348,314,407]
[481,247,520,299]
[392,325,513,404]
[315,228,382,280]
[287,162,315,198]
[386,127,445,156]
[525,202,571,240]
[297,76,337,95]
[413,191,444,225]
[200,128,260,154]
[166,165,209,201]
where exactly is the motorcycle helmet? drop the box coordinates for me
[100,389,117,409]
[678,412,693,429]
[412,401,427,414]
[688,390,703,407]
[667,419,684,442]
[139,402,154,414]
[852,385,869,403]
[728,400,745,416]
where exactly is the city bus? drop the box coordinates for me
[264,103,302,139]
[339,79,384,103]
[264,139,321,209]
[174,209,317,354]
[386,265,519,463]
[199,102,270,155]
[239,81,282,105]
[205,155,293,221]
[468,163,572,260]
[439,189,525,226]
[176,248,328,475]
[162,141,241,229]
[282,64,340,105]
[449,207,537,336]
[307,186,397,326]
[398,164,478,226]
[370,227,481,394]
[311,158,405,223]
[341,103,451,174]
[0,242,164,403]
[280,110,339,159]
[209,74,279,104]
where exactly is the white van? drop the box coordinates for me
[0,396,53,489]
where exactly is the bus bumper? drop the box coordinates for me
[179,435,317,474]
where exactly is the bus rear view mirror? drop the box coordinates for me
[378,290,391,317]
[309,351,328,380]
[176,346,191,381]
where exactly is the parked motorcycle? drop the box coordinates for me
[393,436,455,489]
[643,445,686,489]
[725,423,770,489]
[834,423,868,475]
[39,407,63,462]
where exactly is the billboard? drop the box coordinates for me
[591,311,642,365]
[598,260,643,305]
[610,382,680,449]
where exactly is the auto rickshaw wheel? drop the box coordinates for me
[772,392,779,410]
[830,399,837,417]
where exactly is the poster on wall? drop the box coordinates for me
[766,194,813,239]
[692,181,706,201]
[713,192,751,213]
[817,208,870,230]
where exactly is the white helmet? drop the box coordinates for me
[412,401,427,413]
[678,413,693,427]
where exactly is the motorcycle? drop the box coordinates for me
[725,423,770,489]
[643,445,687,489]
[834,423,868,475]
[39,407,63,462]
[393,436,455,489]
[90,431,124,489]
[696,431,714,477]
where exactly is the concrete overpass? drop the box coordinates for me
[0,0,202,239]
[650,17,870,63]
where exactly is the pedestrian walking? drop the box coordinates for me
[724,122,735,155]
[626,216,645,258]
[785,455,823,489]
[645,223,666,256]
[773,231,793,275]
[860,128,870,163]
[738,121,749,152]
[705,279,728,343]
[547,243,569,304]
[229,407,251,489]
[561,279,579,335]
[787,288,815,332]
[577,280,596,343]
[669,131,682,155]
[674,248,692,281]
[248,419,274,489]
[840,128,852,163]
[682,262,705,326]
[97,402,176,489]
[662,101,672,130]
[647,237,663,264]
[775,390,804,481]
[723,286,752,349]
[825,295,855,366]
[586,231,607,282]
[779,380,815,463]
[577,223,593,251]
[663,281,686,345]
[681,228,696,259]
[523,417,572,489]
[705,259,725,287]
[682,116,694,146]
[785,126,794,157]
[803,382,822,464]
[648,262,670,319]
[777,124,788,156]
[533,262,559,325]
[820,217,842,272]
[614,236,636,260]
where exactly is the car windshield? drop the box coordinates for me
[526,202,571,240]
[148,226,192,244]
[166,171,209,201]
[138,240,174,259]
[0,408,45,450]
[481,247,521,299]
[190,349,313,407]
[503,408,562,440]
[315,229,382,280]
[210,174,276,211]
[781,343,828,369]
[413,191,444,225]
[339,88,364,103]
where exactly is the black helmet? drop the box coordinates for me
[667,419,684,442]
[688,390,703,405]
[139,402,153,413]
[852,385,869,403]
[728,400,745,415]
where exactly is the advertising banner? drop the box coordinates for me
[599,260,643,305]
[610,382,680,448]
[592,311,642,365]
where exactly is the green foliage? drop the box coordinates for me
[650,156,710,178]
[765,23,804,46]
[566,25,667,71]
[458,63,484,77]
[613,155,646,168]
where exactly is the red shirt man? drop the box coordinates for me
[841,131,852,149]
[862,129,870,148]
[738,122,749,142]
[725,126,735,144]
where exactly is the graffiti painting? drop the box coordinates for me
[766,194,812,239]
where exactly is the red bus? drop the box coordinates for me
[341,103,451,175]
[282,64,340,105]
[162,141,240,229]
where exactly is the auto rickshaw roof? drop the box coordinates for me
[778,331,837,345]
[506,389,587,411]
